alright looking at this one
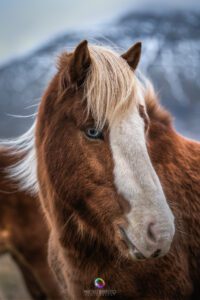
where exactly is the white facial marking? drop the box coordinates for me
[110,105,175,258]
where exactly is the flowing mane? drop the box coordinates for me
[0,123,38,194]
[0,44,164,196]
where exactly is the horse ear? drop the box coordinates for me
[121,42,142,70]
[69,40,91,84]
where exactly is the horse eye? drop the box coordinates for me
[85,128,103,140]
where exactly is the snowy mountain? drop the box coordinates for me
[0,10,199,139]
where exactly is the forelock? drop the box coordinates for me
[83,45,142,129]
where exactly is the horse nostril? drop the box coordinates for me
[134,251,145,260]
[151,249,161,258]
[147,222,159,243]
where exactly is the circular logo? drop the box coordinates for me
[94,278,106,289]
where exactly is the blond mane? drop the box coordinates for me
[84,45,145,129]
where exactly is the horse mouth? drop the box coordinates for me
[119,227,146,260]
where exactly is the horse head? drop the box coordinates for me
[35,41,175,277]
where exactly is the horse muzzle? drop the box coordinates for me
[119,219,175,260]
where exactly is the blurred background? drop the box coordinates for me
[0,0,200,140]
[0,0,200,299]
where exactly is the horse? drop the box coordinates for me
[0,146,62,299]
[2,40,200,299]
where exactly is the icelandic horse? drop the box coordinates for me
[1,40,200,299]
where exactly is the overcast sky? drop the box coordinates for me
[0,0,200,63]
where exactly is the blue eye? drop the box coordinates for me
[86,128,103,140]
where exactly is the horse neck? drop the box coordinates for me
[148,121,200,186]
[49,215,121,298]
[148,119,200,235]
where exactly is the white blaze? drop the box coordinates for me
[110,105,175,257]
